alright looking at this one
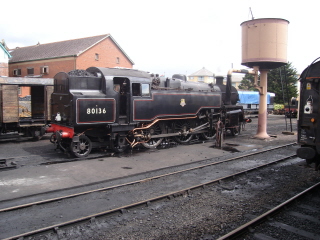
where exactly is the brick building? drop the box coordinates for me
[9,34,134,79]
[0,41,12,77]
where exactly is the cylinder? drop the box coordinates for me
[241,18,289,69]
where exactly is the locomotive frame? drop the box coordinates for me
[48,67,246,157]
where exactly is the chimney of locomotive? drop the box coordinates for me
[215,76,224,85]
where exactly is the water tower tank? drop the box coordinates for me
[241,18,289,69]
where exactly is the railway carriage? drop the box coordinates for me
[297,58,320,170]
[48,67,246,157]
[0,77,53,140]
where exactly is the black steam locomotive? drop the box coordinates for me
[297,58,320,170]
[48,67,246,157]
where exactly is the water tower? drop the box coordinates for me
[240,18,289,139]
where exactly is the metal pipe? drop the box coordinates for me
[255,69,270,139]
[225,109,242,115]
[131,116,197,132]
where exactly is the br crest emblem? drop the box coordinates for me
[180,98,186,107]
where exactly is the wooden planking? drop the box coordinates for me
[2,85,19,123]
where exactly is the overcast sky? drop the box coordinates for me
[2,0,319,77]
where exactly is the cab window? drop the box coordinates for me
[132,83,141,96]
[141,84,150,97]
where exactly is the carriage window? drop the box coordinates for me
[141,84,150,97]
[132,83,141,96]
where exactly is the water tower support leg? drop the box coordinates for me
[254,69,270,139]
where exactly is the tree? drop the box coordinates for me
[267,62,298,104]
[238,73,257,91]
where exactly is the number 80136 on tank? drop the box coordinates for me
[47,67,247,157]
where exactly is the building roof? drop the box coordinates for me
[189,67,214,77]
[0,42,12,58]
[9,34,134,64]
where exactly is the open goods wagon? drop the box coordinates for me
[0,77,53,140]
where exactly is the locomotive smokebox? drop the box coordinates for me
[241,18,289,69]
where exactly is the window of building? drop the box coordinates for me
[27,67,34,75]
[198,76,204,82]
[95,53,99,61]
[41,66,49,74]
[116,57,120,64]
[13,69,21,76]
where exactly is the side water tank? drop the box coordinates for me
[241,18,289,69]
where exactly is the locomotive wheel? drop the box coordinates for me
[141,124,163,149]
[70,135,92,157]
[201,127,216,140]
[174,121,193,143]
[199,120,216,140]
[230,125,240,136]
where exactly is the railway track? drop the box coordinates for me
[218,182,320,240]
[0,143,298,239]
